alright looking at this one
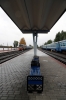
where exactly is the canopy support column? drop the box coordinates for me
[33,33,38,56]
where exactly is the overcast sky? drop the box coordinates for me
[0,7,66,46]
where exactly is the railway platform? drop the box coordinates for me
[0,49,18,53]
[0,49,66,100]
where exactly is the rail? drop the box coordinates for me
[0,49,31,64]
[39,48,66,65]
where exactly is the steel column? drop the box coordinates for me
[33,33,38,56]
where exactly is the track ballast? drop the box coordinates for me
[39,48,66,65]
[0,50,31,64]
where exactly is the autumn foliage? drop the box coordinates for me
[19,38,26,45]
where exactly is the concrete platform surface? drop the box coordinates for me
[0,49,66,100]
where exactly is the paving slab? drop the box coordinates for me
[0,49,34,100]
[32,53,66,100]
[28,50,66,100]
[0,49,66,100]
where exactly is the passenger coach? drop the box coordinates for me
[42,40,66,52]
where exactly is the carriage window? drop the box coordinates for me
[60,43,62,46]
[63,45,65,46]
[63,43,65,46]
[64,43,66,46]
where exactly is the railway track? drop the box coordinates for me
[0,49,31,64]
[39,48,66,65]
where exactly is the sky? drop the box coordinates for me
[0,7,66,46]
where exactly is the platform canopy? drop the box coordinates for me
[0,0,66,33]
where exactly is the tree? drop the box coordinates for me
[42,30,66,46]
[54,32,61,42]
[19,38,26,45]
[54,31,66,42]
[60,31,66,40]
[44,42,47,45]
[44,39,52,45]
[13,41,18,47]
[47,40,52,44]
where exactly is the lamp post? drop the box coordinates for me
[3,43,4,51]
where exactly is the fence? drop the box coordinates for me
[0,46,19,52]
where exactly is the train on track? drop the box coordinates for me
[41,40,66,52]
[18,44,32,51]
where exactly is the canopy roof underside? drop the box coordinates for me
[0,0,66,33]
